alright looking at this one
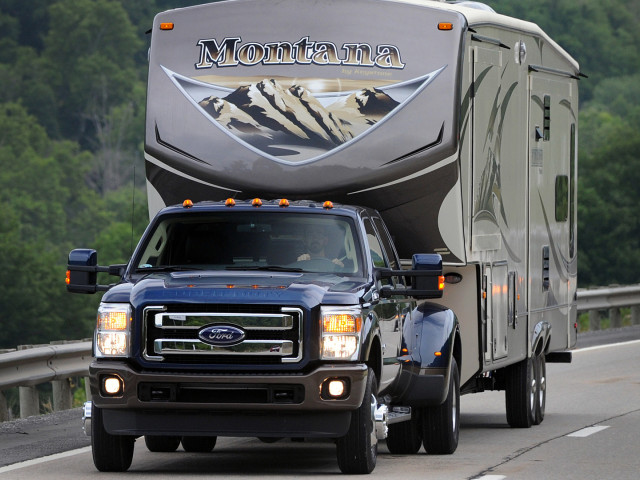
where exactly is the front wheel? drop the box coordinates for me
[91,404,135,472]
[336,368,378,474]
[422,357,460,454]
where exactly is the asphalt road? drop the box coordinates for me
[1,326,639,479]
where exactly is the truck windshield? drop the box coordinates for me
[134,211,363,276]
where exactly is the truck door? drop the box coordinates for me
[364,217,409,393]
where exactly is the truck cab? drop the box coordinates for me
[69,198,452,474]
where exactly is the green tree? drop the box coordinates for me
[42,0,142,148]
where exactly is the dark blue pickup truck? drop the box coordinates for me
[67,198,459,474]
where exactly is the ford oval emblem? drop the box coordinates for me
[198,325,246,346]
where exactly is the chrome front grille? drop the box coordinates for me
[143,305,303,364]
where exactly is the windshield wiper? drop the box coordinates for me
[225,265,305,272]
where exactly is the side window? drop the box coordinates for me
[373,217,400,270]
[555,175,568,222]
[364,219,387,268]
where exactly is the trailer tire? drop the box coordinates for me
[144,435,181,452]
[422,357,460,454]
[505,356,535,428]
[386,411,422,454]
[181,436,217,452]
[91,405,134,472]
[533,353,546,425]
[336,368,378,474]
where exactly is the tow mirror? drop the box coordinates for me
[66,249,125,294]
[376,254,444,299]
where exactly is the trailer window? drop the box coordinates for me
[555,175,568,222]
[543,95,551,141]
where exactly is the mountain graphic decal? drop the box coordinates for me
[163,66,445,164]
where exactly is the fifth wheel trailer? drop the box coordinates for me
[144,0,580,406]
[70,0,581,474]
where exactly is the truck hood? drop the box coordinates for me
[103,270,370,309]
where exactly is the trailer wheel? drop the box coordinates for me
[91,405,134,472]
[422,357,460,454]
[144,435,181,452]
[505,356,535,428]
[336,368,378,474]
[386,411,422,454]
[533,353,546,425]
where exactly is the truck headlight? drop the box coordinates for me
[95,303,131,357]
[320,307,362,361]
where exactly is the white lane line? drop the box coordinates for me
[574,339,640,353]
[474,476,506,480]
[567,425,610,437]
[0,446,91,473]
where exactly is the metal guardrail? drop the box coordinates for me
[0,341,92,422]
[1,284,640,421]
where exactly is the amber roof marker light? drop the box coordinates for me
[438,22,454,31]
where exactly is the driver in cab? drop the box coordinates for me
[297,224,344,268]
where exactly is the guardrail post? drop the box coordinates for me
[609,307,622,328]
[589,310,601,331]
[632,306,640,325]
[0,390,8,422]
[19,386,39,418]
[52,379,72,411]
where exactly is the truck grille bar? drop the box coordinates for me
[142,305,303,364]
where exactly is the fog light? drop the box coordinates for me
[328,379,346,397]
[102,375,124,396]
[321,377,349,400]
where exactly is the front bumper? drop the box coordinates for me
[88,361,368,437]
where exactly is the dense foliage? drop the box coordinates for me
[0,0,638,348]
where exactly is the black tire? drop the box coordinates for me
[386,411,422,454]
[181,436,217,452]
[144,435,181,452]
[422,357,460,454]
[533,353,546,425]
[505,356,535,428]
[91,404,135,472]
[257,437,282,443]
[336,368,378,474]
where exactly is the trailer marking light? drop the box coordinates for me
[160,22,174,30]
[225,198,236,207]
[434,351,442,357]
[438,23,453,30]
[279,198,290,207]
[182,199,193,208]
[252,198,263,207]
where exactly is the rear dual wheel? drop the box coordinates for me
[505,353,546,428]
[422,357,460,454]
